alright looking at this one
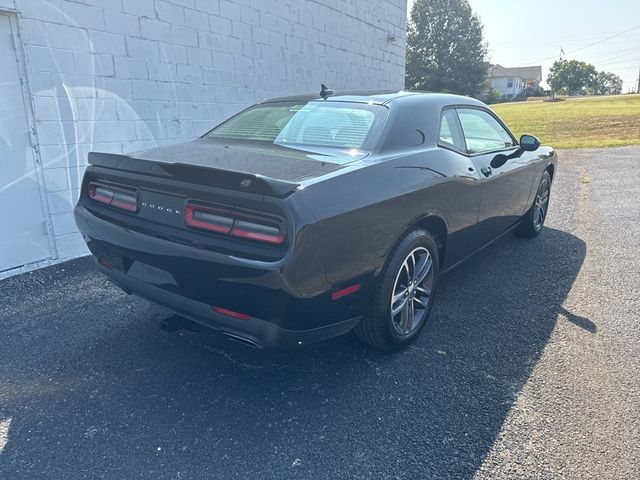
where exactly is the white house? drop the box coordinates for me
[489,64,542,99]
[0,0,407,278]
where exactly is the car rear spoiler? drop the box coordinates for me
[88,152,301,198]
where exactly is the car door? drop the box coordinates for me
[435,108,487,264]
[456,107,534,244]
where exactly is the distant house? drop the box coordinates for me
[489,65,543,99]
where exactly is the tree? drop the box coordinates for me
[547,60,597,96]
[406,0,488,97]
[588,71,623,95]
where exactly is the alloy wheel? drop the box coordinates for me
[534,178,550,230]
[390,247,434,336]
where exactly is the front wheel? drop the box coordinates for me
[516,170,552,238]
[354,229,439,351]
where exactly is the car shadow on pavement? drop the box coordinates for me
[0,227,586,480]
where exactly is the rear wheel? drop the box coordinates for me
[516,170,551,238]
[354,229,439,351]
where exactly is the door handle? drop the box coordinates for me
[481,166,492,177]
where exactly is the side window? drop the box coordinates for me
[438,109,465,152]
[456,108,514,154]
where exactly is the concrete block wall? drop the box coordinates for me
[1,0,407,266]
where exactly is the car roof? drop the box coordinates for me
[259,90,485,107]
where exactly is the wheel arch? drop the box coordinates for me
[413,215,448,267]
[382,214,448,270]
[545,163,555,181]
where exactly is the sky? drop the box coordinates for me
[407,0,640,92]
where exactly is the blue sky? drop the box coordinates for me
[407,0,640,91]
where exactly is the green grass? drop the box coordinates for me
[491,94,640,149]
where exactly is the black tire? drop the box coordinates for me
[515,170,552,238]
[354,229,439,351]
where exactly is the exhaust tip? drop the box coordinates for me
[222,332,261,349]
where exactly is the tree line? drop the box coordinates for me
[547,60,623,96]
[406,0,625,99]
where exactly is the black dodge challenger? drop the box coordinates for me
[75,90,556,350]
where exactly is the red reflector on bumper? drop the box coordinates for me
[331,283,361,301]
[211,306,251,321]
[97,257,114,270]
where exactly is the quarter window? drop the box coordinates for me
[438,109,465,152]
[456,108,514,154]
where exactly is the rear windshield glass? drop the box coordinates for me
[206,102,387,151]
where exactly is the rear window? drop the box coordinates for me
[206,102,387,151]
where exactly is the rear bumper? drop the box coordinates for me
[75,204,369,348]
[100,260,360,348]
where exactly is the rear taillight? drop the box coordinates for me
[88,182,138,212]
[184,204,234,234]
[184,202,286,245]
[230,214,286,244]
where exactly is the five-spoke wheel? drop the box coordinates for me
[533,176,550,231]
[516,170,552,238]
[390,247,434,337]
[354,229,439,350]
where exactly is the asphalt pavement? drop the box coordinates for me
[1,147,638,479]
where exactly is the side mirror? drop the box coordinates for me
[519,134,540,152]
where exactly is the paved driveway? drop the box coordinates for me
[1,147,638,479]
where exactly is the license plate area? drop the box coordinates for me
[126,260,178,287]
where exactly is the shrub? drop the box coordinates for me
[483,88,503,104]
[514,85,545,101]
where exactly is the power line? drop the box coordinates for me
[597,58,640,69]
[491,27,640,45]
[491,33,640,49]
[513,24,640,67]
[620,65,640,86]
[585,48,639,67]
[492,38,639,50]
[565,24,640,56]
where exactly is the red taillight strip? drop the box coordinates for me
[88,182,138,212]
[230,217,285,244]
[184,202,286,245]
[110,190,138,212]
[89,184,113,204]
[184,204,234,234]
[229,228,286,244]
[211,306,251,320]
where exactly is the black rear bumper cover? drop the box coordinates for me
[75,204,365,348]
[101,261,360,349]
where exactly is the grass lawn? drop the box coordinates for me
[491,94,640,149]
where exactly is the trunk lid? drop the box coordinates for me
[81,139,351,261]
[88,138,355,198]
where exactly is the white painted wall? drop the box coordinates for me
[0,0,407,275]
[491,76,524,98]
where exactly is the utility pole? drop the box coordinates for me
[637,67,640,94]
